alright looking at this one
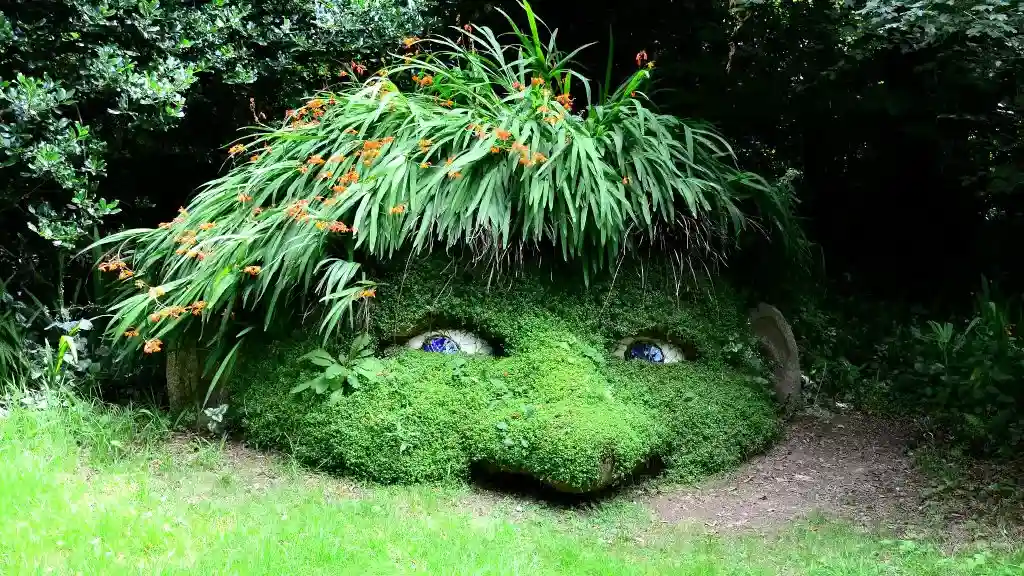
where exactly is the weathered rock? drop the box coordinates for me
[749,303,801,414]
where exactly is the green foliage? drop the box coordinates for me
[230,258,778,491]
[292,333,384,401]
[0,0,434,349]
[889,282,1024,453]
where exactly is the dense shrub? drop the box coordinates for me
[230,258,779,492]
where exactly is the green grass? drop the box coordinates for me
[1,394,1022,575]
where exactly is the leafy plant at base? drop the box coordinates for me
[90,0,799,399]
[292,333,384,402]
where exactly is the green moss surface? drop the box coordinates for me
[231,258,780,492]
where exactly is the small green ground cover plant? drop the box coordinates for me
[2,392,1022,574]
[231,257,780,492]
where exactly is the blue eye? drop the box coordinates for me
[626,341,665,363]
[422,335,460,354]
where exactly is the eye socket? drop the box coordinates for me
[613,338,686,364]
[405,330,494,356]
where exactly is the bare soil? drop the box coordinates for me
[644,408,1024,549]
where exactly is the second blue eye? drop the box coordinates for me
[422,335,460,354]
[626,341,665,363]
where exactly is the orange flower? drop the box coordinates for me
[324,198,337,206]
[532,152,547,164]
[448,171,462,179]
[512,81,525,91]
[174,247,187,255]
[317,171,334,181]
[328,221,350,233]
[519,155,533,166]
[158,222,172,229]
[441,99,454,108]
[190,301,207,315]
[418,75,434,87]
[402,36,419,48]
[356,288,376,299]
[315,221,328,230]
[510,142,528,154]
[490,146,501,154]
[419,162,431,169]
[237,194,253,203]
[123,329,139,338]
[253,207,264,215]
[242,265,262,277]
[338,70,349,78]
[537,105,550,114]
[143,339,163,354]
[328,154,345,163]
[341,169,359,184]
[228,144,246,156]
[622,176,631,185]
[494,129,512,140]
[167,306,188,319]
[298,165,309,174]
[118,269,134,280]
[249,154,260,163]
[344,128,358,135]
[351,61,367,75]
[544,114,563,125]
[332,185,348,195]
[530,77,544,87]
[555,93,573,111]
[308,155,325,165]
[445,156,456,166]
[382,136,395,144]
[418,139,432,152]
[635,50,648,67]
[389,203,406,215]
[199,222,215,231]
[149,313,162,323]
[308,98,324,109]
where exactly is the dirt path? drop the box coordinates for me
[644,408,1024,548]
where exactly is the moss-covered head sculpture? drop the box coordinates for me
[231,256,779,493]
[91,3,800,493]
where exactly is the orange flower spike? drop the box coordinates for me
[237,194,253,203]
[199,222,215,231]
[381,136,395,144]
[249,154,260,163]
[532,152,547,164]
[252,207,264,216]
[490,146,501,154]
[174,247,187,255]
[345,128,358,135]
[402,36,419,48]
[228,144,245,156]
[242,265,262,277]
[149,313,162,323]
[123,329,139,338]
[448,171,462,179]
[297,165,309,174]
[494,129,512,141]
[537,105,550,114]
[118,269,135,280]
[356,288,377,299]
[143,339,163,354]
[308,154,325,165]
[389,204,407,215]
[512,81,525,91]
[530,77,544,87]
[324,198,337,206]
[331,185,348,195]
[190,301,207,315]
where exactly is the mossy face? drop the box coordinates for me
[232,258,780,492]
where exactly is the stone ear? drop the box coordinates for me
[749,303,801,416]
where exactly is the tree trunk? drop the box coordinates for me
[165,339,200,413]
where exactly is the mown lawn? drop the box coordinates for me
[1,397,1021,575]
